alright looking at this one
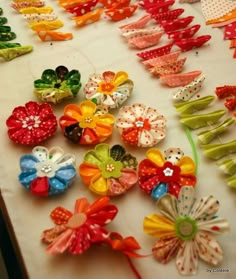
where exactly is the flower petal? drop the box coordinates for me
[56,65,69,80]
[198,218,230,235]
[79,100,97,115]
[143,214,175,238]
[55,166,76,183]
[131,103,146,118]
[178,156,196,175]
[25,101,41,116]
[94,123,113,140]
[49,177,67,194]
[118,169,138,190]
[56,154,76,168]
[18,171,37,188]
[108,179,125,196]
[157,193,178,221]
[153,236,181,264]
[190,195,220,221]
[32,146,49,162]
[113,71,129,87]
[48,146,64,162]
[195,232,224,265]
[68,227,91,254]
[64,104,82,121]
[42,225,67,243]
[46,229,73,254]
[96,114,115,125]
[146,148,165,167]
[30,176,49,196]
[168,181,181,198]
[102,71,115,82]
[176,240,198,275]
[50,206,73,225]
[138,130,155,147]
[177,186,196,217]
[116,106,136,124]
[178,174,197,187]
[79,162,101,184]
[90,173,109,195]
[151,183,168,200]
[20,155,38,171]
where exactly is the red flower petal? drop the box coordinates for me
[25,101,41,116]
[68,227,91,254]
[121,127,139,146]
[50,207,73,225]
[30,176,49,196]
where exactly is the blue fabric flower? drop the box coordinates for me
[19,146,76,196]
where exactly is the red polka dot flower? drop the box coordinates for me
[143,186,230,275]
[138,148,197,199]
[116,103,167,147]
[6,101,57,145]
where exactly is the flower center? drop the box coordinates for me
[99,158,123,179]
[54,82,61,89]
[106,163,115,172]
[78,114,97,129]
[163,167,174,177]
[135,117,151,130]
[22,116,41,130]
[41,165,53,174]
[67,213,87,229]
[175,217,198,241]
[98,81,116,95]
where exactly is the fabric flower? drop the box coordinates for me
[139,148,196,199]
[143,186,230,275]
[79,143,138,196]
[59,100,115,144]
[116,103,167,147]
[34,65,81,103]
[6,101,57,145]
[84,71,134,109]
[42,196,118,254]
[19,146,76,196]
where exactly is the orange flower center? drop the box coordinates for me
[135,117,151,130]
[98,81,116,95]
[67,213,87,229]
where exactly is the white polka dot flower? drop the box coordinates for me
[19,146,76,196]
[143,186,230,276]
[84,70,134,109]
[116,103,167,147]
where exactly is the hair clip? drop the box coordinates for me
[160,70,202,87]
[23,12,58,23]
[6,101,57,145]
[0,31,16,41]
[65,0,98,16]
[227,175,236,187]
[19,6,53,14]
[128,31,164,49]
[73,8,103,27]
[217,157,236,176]
[34,66,81,103]
[121,27,162,40]
[18,146,76,196]
[59,100,115,144]
[198,118,235,144]
[149,57,187,76]
[29,19,64,31]
[0,25,11,33]
[167,24,201,41]
[139,148,196,199]
[146,0,175,15]
[173,75,206,101]
[215,85,236,99]
[84,71,133,109]
[98,0,119,8]
[143,51,181,68]
[143,186,230,275]
[160,16,194,32]
[180,110,226,129]
[0,43,33,61]
[105,5,138,21]
[11,1,45,11]
[79,143,138,196]
[116,103,167,147]
[174,95,215,114]
[151,8,184,22]
[230,38,236,48]
[119,15,151,30]
[224,21,236,40]
[175,35,211,51]
[137,42,174,60]
[109,0,132,10]
[224,97,236,111]
[0,17,7,25]
[36,30,73,41]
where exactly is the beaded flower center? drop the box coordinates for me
[41,165,53,174]
[79,114,98,129]
[22,116,41,130]
[135,117,151,130]
[157,162,181,183]
[163,167,174,177]
[98,81,116,95]
[106,164,115,172]
[175,217,198,241]
[99,158,123,179]
[35,160,59,178]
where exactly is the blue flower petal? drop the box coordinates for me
[48,177,67,195]
[20,155,39,171]
[19,170,37,189]
[151,183,168,200]
[55,166,76,183]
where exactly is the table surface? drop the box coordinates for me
[0,1,236,279]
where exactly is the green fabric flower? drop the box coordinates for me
[34,65,82,104]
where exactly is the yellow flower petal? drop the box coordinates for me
[90,173,109,195]
[79,100,97,115]
[113,71,129,87]
[177,156,196,175]
[146,148,165,167]
[64,104,82,121]
[97,114,115,125]
[143,214,175,238]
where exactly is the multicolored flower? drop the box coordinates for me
[59,100,115,144]
[143,186,230,275]
[6,101,57,145]
[84,70,134,109]
[19,146,76,196]
[116,103,167,147]
[79,143,138,196]
[34,65,82,103]
[42,196,118,254]
[138,148,197,199]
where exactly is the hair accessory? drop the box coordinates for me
[128,31,164,49]
[59,100,115,144]
[139,0,164,9]
[29,19,64,31]
[36,30,73,41]
[73,8,104,27]
[121,27,162,40]
[227,176,236,187]
[0,31,16,41]
[215,85,236,99]
[64,0,98,16]
[19,6,53,14]
[173,75,205,101]
[160,71,202,87]
[98,0,119,8]
[84,71,133,109]
[105,5,138,21]
[23,13,58,23]
[143,51,181,68]
[217,157,236,176]
[139,148,196,199]
[34,66,81,103]
[137,43,174,60]
[11,1,45,10]
[160,16,194,32]
[18,146,76,196]
[108,0,132,10]
[0,17,7,25]
[151,8,184,23]
[224,97,236,111]
[116,103,167,147]
[167,24,201,41]
[119,15,151,30]
[0,43,33,61]
[224,21,236,39]
[146,0,175,15]
[175,35,211,51]
[143,186,230,275]
[6,101,57,145]
[79,143,138,196]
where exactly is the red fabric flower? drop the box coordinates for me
[6,101,57,145]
